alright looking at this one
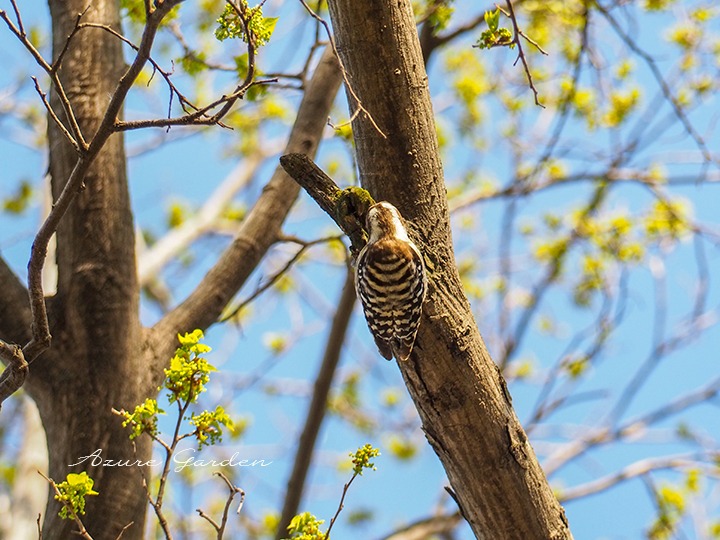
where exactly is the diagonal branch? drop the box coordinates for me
[113,0,273,132]
[296,0,386,137]
[0,341,28,412]
[0,2,87,148]
[499,0,547,107]
[0,256,32,344]
[559,453,715,502]
[279,153,372,256]
[221,234,342,322]
[379,511,462,540]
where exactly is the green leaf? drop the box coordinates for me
[484,9,500,32]
[54,472,99,519]
[215,3,277,47]
[285,512,326,539]
[3,180,33,214]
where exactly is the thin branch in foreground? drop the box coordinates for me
[31,76,80,153]
[499,0,547,107]
[197,472,245,537]
[0,0,261,408]
[51,6,91,75]
[78,21,201,118]
[0,4,87,147]
[114,521,135,540]
[324,473,358,540]
[220,234,341,322]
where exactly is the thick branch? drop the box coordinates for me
[0,256,32,344]
[380,512,462,540]
[0,342,28,412]
[275,267,356,538]
[150,46,342,360]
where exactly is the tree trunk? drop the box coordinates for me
[26,1,152,538]
[326,1,573,538]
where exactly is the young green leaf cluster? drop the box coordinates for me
[54,472,99,520]
[215,1,277,46]
[121,397,165,440]
[350,443,380,475]
[476,9,514,50]
[285,512,327,540]
[190,405,235,448]
[164,329,215,404]
[531,193,691,308]
[120,330,236,448]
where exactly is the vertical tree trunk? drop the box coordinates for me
[326,1,573,538]
[26,1,152,538]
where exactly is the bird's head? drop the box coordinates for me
[365,202,410,243]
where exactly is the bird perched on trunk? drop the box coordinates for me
[354,202,427,361]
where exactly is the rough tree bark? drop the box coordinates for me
[325,1,573,538]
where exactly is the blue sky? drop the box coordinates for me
[1,1,720,539]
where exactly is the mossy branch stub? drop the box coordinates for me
[279,153,375,257]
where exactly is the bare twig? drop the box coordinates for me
[325,472,358,540]
[499,0,547,107]
[77,22,200,117]
[153,398,195,539]
[197,472,245,537]
[423,12,486,60]
[0,5,87,148]
[221,235,342,322]
[52,7,92,74]
[115,521,135,540]
[31,77,79,153]
[296,0,386,137]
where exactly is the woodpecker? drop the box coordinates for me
[354,202,427,361]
